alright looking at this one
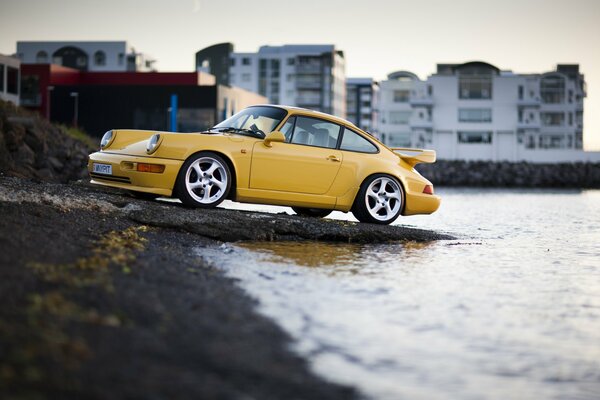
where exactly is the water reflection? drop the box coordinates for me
[237,241,434,273]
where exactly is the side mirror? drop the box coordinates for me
[264,131,285,147]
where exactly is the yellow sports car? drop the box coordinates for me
[88,105,440,224]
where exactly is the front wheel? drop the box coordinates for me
[292,207,332,218]
[175,152,232,208]
[352,174,404,225]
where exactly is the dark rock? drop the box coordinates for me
[47,156,64,171]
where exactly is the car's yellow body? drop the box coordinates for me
[88,106,440,216]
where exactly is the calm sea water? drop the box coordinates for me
[199,189,600,400]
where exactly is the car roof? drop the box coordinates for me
[248,104,359,129]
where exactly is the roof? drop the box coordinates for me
[248,104,359,129]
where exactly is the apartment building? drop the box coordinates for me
[346,77,378,134]
[196,43,346,117]
[378,62,591,162]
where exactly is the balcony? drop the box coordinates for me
[409,95,433,106]
[410,119,433,129]
[296,64,321,74]
[296,80,322,90]
[517,120,540,130]
[517,98,541,107]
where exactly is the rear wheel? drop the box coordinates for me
[292,207,332,218]
[175,152,232,208]
[352,174,403,225]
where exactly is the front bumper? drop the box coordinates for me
[88,151,183,197]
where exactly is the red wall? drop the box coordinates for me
[20,64,205,117]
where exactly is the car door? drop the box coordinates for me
[250,116,343,195]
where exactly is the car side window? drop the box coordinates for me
[280,117,296,142]
[291,116,341,149]
[340,127,378,153]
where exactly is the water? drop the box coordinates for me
[199,189,600,399]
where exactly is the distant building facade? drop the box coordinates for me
[0,54,20,105]
[19,64,265,136]
[378,62,590,162]
[16,41,156,72]
[195,42,234,86]
[346,78,379,134]
[196,43,346,118]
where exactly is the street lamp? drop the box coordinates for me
[70,92,79,128]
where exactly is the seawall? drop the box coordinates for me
[416,160,600,188]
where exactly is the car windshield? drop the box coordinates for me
[212,106,287,138]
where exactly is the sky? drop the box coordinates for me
[1,0,599,150]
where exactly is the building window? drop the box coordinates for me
[229,74,235,83]
[569,112,573,125]
[540,75,565,103]
[20,75,41,106]
[459,75,492,99]
[286,74,294,82]
[241,73,251,82]
[458,108,492,123]
[389,111,411,124]
[242,57,251,65]
[540,112,564,126]
[36,51,48,63]
[427,85,433,96]
[94,51,106,66]
[393,90,410,102]
[518,85,523,100]
[287,58,295,65]
[118,53,124,65]
[389,133,412,147]
[539,134,566,149]
[0,64,4,92]
[458,131,492,144]
[7,67,19,95]
[230,58,236,66]
[458,66,493,99]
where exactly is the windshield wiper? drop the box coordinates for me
[213,127,264,138]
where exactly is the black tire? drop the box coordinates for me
[129,191,160,200]
[292,207,332,218]
[352,174,404,225]
[175,152,232,208]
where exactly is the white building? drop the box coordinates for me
[378,62,597,162]
[0,54,20,105]
[197,44,346,118]
[346,77,379,134]
[16,41,156,72]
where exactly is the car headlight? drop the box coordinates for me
[100,130,114,149]
[146,134,161,154]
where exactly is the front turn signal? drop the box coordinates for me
[423,185,434,195]
[137,163,165,173]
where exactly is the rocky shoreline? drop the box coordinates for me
[0,177,452,399]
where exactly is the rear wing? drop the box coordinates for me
[391,147,436,167]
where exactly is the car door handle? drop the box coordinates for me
[327,155,341,162]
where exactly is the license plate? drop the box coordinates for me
[93,163,112,175]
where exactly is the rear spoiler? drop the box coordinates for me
[391,147,436,167]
